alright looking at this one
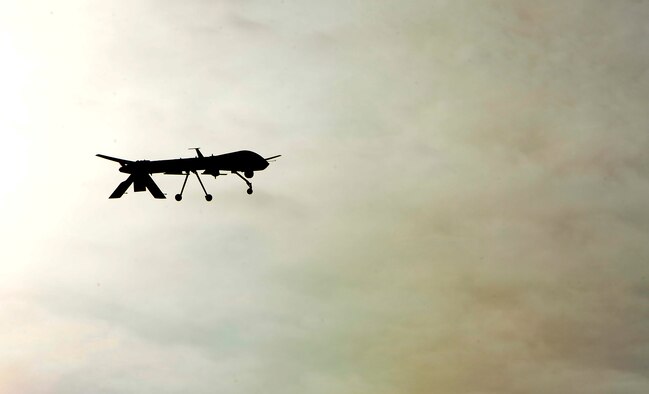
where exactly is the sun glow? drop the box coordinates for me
[0,33,30,203]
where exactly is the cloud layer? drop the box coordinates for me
[1,1,648,393]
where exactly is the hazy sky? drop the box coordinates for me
[1,1,649,393]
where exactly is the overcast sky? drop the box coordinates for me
[1,1,649,393]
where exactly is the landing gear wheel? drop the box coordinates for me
[175,194,182,201]
[247,188,253,195]
[205,194,213,202]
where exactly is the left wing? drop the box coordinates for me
[97,154,133,165]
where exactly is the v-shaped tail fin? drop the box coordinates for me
[140,174,166,199]
[108,173,166,199]
[109,175,135,198]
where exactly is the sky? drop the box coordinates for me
[1,0,649,393]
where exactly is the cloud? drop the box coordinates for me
[1,1,649,393]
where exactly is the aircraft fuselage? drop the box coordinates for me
[119,150,269,175]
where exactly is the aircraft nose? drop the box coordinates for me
[257,155,269,169]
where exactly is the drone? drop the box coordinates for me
[97,148,281,201]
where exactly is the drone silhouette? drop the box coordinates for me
[97,148,281,201]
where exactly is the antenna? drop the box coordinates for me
[188,147,204,158]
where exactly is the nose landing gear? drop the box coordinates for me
[233,171,254,195]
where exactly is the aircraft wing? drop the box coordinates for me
[97,154,133,165]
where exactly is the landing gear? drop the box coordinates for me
[175,172,190,202]
[233,171,254,195]
[174,171,213,202]
[193,171,212,201]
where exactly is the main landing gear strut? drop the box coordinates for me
[175,171,213,201]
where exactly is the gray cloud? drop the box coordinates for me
[1,0,649,393]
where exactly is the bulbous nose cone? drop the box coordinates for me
[251,152,269,169]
